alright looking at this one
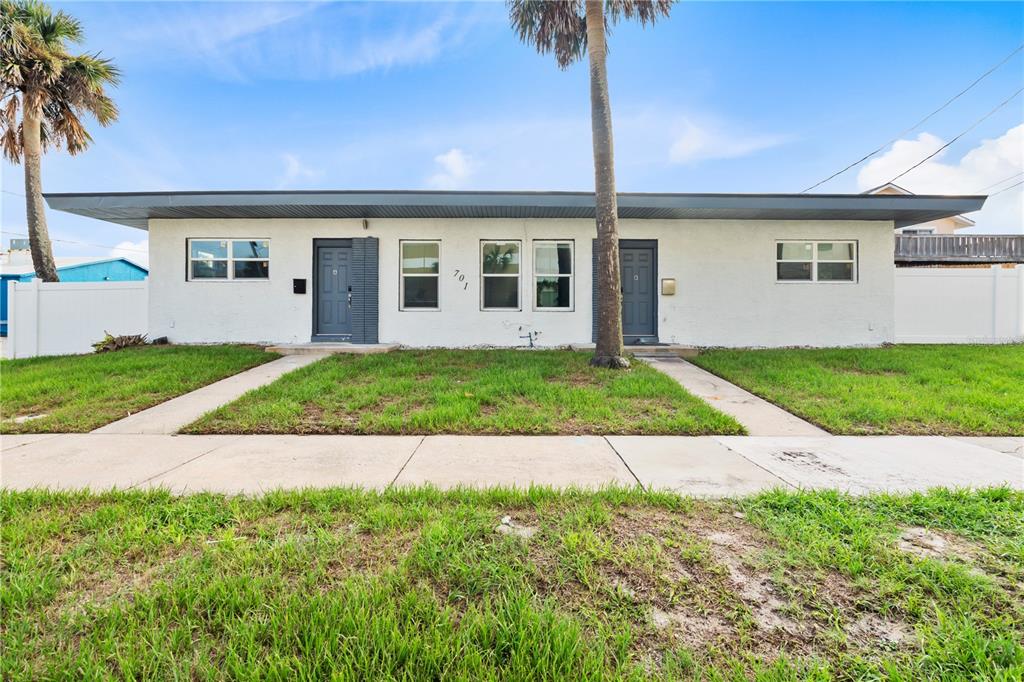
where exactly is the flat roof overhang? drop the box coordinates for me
[43,190,987,231]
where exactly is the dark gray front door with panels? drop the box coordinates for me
[316,245,352,337]
[620,246,656,339]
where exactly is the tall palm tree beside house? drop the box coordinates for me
[508,0,672,368]
[1,0,118,282]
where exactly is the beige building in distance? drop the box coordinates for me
[868,183,975,234]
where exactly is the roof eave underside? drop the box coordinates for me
[44,192,987,231]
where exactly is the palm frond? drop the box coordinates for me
[507,0,587,69]
[0,91,20,161]
[507,0,674,68]
[2,0,117,156]
[606,0,674,26]
[19,0,82,46]
[65,53,121,89]
[49,101,90,154]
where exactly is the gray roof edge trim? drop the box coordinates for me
[42,191,987,232]
[44,191,987,213]
[43,189,987,200]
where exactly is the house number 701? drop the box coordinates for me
[452,269,469,290]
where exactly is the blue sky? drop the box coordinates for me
[2,0,1022,263]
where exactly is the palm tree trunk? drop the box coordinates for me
[585,0,627,369]
[21,94,59,282]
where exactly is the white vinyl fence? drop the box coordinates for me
[4,279,148,359]
[895,265,1024,343]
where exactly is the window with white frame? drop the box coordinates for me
[533,240,573,310]
[400,240,440,310]
[776,240,856,282]
[188,239,269,280]
[481,240,520,309]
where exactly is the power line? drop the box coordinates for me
[885,87,1024,186]
[801,42,1024,193]
[987,180,1023,198]
[975,171,1024,193]
[3,190,149,254]
[0,232,148,256]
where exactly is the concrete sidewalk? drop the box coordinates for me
[92,354,325,435]
[641,358,828,436]
[1,433,1019,496]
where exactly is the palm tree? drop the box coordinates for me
[1,0,118,282]
[508,0,672,368]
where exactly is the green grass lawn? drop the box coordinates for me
[0,345,277,433]
[2,487,1021,679]
[690,344,1024,436]
[184,349,744,435]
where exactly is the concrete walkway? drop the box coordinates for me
[642,357,828,436]
[2,433,1019,496]
[92,354,325,435]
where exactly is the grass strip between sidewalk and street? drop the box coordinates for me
[2,486,1021,679]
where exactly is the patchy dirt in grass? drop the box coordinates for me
[494,515,538,540]
[836,367,906,377]
[650,607,733,642]
[695,521,812,639]
[321,530,418,579]
[676,507,917,658]
[299,403,327,429]
[42,542,195,626]
[897,526,979,563]
[545,372,595,388]
[19,501,949,679]
[893,525,1011,587]
[848,614,914,647]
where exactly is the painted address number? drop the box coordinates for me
[452,269,468,290]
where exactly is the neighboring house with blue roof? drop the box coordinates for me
[1,243,148,336]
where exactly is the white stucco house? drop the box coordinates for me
[46,190,984,348]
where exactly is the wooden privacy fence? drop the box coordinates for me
[895,234,1024,263]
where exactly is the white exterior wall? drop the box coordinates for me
[148,218,896,348]
[895,265,1024,343]
[4,280,148,359]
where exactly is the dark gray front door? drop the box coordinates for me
[316,246,352,337]
[621,247,656,339]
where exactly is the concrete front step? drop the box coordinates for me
[569,343,699,358]
[266,343,400,355]
[631,347,700,359]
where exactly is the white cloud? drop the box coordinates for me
[857,124,1023,234]
[110,239,149,268]
[277,153,320,189]
[118,3,319,81]
[669,118,791,164]
[324,15,457,76]
[427,148,476,189]
[109,3,488,81]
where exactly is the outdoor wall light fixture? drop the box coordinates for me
[362,219,370,230]
[661,278,676,295]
